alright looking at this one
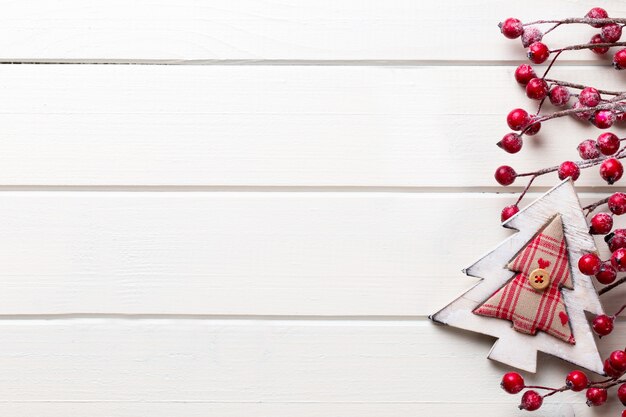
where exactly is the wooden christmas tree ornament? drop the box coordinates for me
[430,179,605,374]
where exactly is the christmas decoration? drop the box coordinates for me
[431,179,604,374]
[433,6,626,412]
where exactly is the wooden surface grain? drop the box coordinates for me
[1,1,624,416]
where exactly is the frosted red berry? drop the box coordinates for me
[586,7,609,28]
[498,133,522,154]
[578,139,600,159]
[600,158,624,184]
[590,212,613,235]
[558,161,580,181]
[590,34,610,55]
[579,253,602,275]
[527,42,550,64]
[501,205,519,222]
[586,387,608,407]
[526,78,549,100]
[606,229,626,251]
[514,64,536,85]
[521,27,543,48]
[495,166,516,186]
[618,383,626,405]
[580,87,601,107]
[596,262,617,284]
[501,372,525,394]
[609,193,626,215]
[507,108,530,131]
[593,314,614,336]
[565,370,588,392]
[609,350,626,372]
[597,132,620,155]
[549,85,570,107]
[602,23,622,42]
[519,390,542,411]
[614,49,626,70]
[605,358,623,378]
[500,18,524,39]
[612,247,626,271]
[594,110,615,129]
[572,101,593,121]
[524,116,541,136]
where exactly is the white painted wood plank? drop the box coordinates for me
[0,191,621,315]
[0,319,623,417]
[0,402,588,417]
[0,65,624,187]
[0,0,622,62]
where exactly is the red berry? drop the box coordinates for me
[549,85,570,107]
[614,49,626,70]
[609,350,626,372]
[507,108,530,131]
[590,34,610,55]
[586,387,608,406]
[610,193,626,215]
[519,390,542,411]
[580,87,601,107]
[527,42,550,64]
[524,116,541,136]
[578,139,600,159]
[600,158,624,184]
[501,205,519,222]
[596,262,617,284]
[586,7,609,28]
[579,253,602,275]
[597,132,620,155]
[602,23,623,42]
[526,78,549,100]
[572,101,593,121]
[501,372,525,394]
[605,358,623,378]
[558,161,580,181]
[590,212,613,235]
[606,229,626,251]
[565,370,589,392]
[594,110,615,129]
[593,314,614,336]
[497,133,522,154]
[514,65,536,86]
[618,383,626,405]
[521,27,543,47]
[495,166,516,186]
[612,247,626,271]
[500,18,524,39]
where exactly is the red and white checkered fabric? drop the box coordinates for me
[473,215,575,344]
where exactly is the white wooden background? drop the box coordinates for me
[3,1,626,416]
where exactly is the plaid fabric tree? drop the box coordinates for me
[473,215,575,344]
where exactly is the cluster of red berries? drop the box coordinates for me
[501,8,626,68]
[501,358,626,412]
[495,8,626,224]
[575,191,626,337]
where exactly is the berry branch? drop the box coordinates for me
[497,7,626,414]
